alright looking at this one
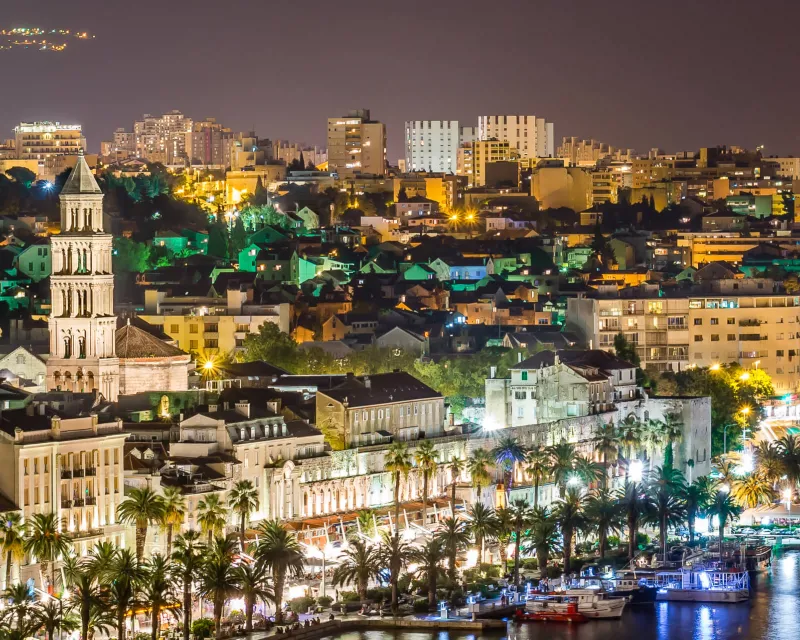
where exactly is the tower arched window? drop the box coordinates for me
[63,337,71,359]
[78,336,86,359]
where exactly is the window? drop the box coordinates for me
[205,340,218,348]
[693,319,702,325]
[205,324,219,332]
[777,350,785,357]
[362,411,368,421]
[727,318,735,325]
[399,407,404,417]
[710,318,719,325]
[711,335,719,341]
[514,391,527,400]
[170,324,179,333]
[378,409,384,419]
[354,412,359,424]
[190,340,198,350]
[694,336,703,342]
[517,406,524,418]
[521,371,528,381]
[189,324,198,334]
[728,334,736,341]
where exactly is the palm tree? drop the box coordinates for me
[332,539,378,602]
[142,554,178,640]
[492,506,514,570]
[172,530,206,640]
[682,477,712,544]
[197,494,228,545]
[526,507,560,579]
[554,488,585,575]
[447,455,465,513]
[3,582,37,629]
[754,440,782,486]
[645,467,687,558]
[509,499,533,590]
[1,512,25,588]
[24,513,72,592]
[376,531,409,614]
[466,448,493,502]
[776,434,800,488]
[732,471,775,510]
[160,486,186,557]
[384,441,412,531]
[409,539,446,609]
[707,490,742,559]
[87,541,117,581]
[198,538,239,639]
[547,441,577,496]
[618,415,643,467]
[233,561,273,632]
[467,503,497,564]
[641,419,665,469]
[414,440,438,528]
[34,598,78,640]
[63,557,106,640]
[524,445,549,507]
[229,480,259,550]
[492,435,526,501]
[574,456,605,488]
[618,481,652,560]
[435,516,470,583]
[662,413,685,468]
[253,520,304,623]
[593,422,619,488]
[584,489,622,560]
[107,548,145,640]
[714,458,737,491]
[116,487,166,561]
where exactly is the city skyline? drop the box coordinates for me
[2,0,799,160]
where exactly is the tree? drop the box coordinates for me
[732,471,775,510]
[524,445,549,508]
[116,487,166,561]
[231,217,248,256]
[228,480,259,550]
[241,322,302,373]
[593,422,619,488]
[447,456,465,511]
[6,166,36,188]
[526,507,560,579]
[547,441,578,496]
[397,187,409,203]
[376,531,409,614]
[233,561,273,632]
[207,223,230,260]
[112,237,150,273]
[331,539,378,602]
[509,499,533,590]
[467,503,497,564]
[34,598,78,640]
[160,486,186,558]
[1,512,25,588]
[754,440,783,486]
[198,537,239,640]
[197,494,228,545]
[466,448,494,502]
[776,434,800,489]
[584,489,622,560]
[662,413,685,469]
[645,466,687,557]
[409,539,446,609]
[554,488,585,574]
[617,415,643,470]
[707,490,742,559]
[24,513,72,592]
[414,440,438,528]
[492,507,514,570]
[172,531,206,640]
[141,554,178,640]
[63,556,109,640]
[492,435,526,501]
[618,481,652,560]
[251,176,269,206]
[107,548,145,640]
[682,477,712,544]
[3,582,37,630]
[384,442,412,531]
[253,521,305,623]
[435,517,470,583]
[574,456,605,488]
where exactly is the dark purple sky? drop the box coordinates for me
[3,0,799,161]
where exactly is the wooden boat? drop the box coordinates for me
[516,598,586,623]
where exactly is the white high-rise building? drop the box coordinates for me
[47,150,120,401]
[477,115,554,158]
[404,120,459,173]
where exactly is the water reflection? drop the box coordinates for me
[323,553,800,640]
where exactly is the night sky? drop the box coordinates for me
[3,0,799,161]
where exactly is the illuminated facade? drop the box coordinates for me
[477,114,554,159]
[133,110,192,164]
[14,121,85,163]
[327,109,386,177]
[404,120,459,173]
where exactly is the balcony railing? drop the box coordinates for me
[61,499,72,509]
[61,470,72,479]
[73,498,85,507]
[73,469,85,478]
[85,467,96,477]
[85,497,97,506]
[739,319,763,327]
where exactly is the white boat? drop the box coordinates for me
[527,585,628,619]
[654,568,750,603]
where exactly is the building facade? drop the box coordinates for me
[327,110,386,177]
[477,115,554,159]
[14,122,85,161]
[404,120,459,174]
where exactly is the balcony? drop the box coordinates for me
[73,469,85,478]
[85,467,96,477]
[61,470,72,479]
[73,498,85,507]
[61,499,72,509]
[739,319,763,327]
[85,496,97,506]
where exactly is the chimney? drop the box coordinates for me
[235,400,250,419]
[364,376,371,390]
[39,403,46,416]
[518,352,522,363]
[267,400,281,414]
[490,366,497,379]
[208,403,218,413]
[281,423,287,436]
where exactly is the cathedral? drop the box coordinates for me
[46,151,190,400]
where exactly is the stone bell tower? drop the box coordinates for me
[47,150,119,400]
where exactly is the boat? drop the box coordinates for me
[527,587,628,619]
[516,597,587,623]
[579,567,657,604]
[654,568,750,603]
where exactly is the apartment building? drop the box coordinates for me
[134,110,193,164]
[327,109,386,177]
[14,122,85,161]
[185,118,233,167]
[472,139,515,187]
[0,402,127,587]
[404,120,459,174]
[477,115,554,158]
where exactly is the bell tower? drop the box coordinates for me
[47,150,119,400]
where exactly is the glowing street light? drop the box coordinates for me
[710,364,720,372]
[783,487,793,510]
[203,360,215,372]
[629,459,644,482]
[567,475,583,489]
[739,372,751,382]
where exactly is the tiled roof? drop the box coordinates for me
[321,372,441,408]
[115,323,188,359]
[60,150,102,195]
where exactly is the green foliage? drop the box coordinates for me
[113,237,150,273]
[288,596,315,613]
[239,204,286,231]
[207,222,230,260]
[316,595,333,608]
[231,217,248,256]
[191,619,214,638]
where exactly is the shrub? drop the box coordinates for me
[191,619,214,639]
[636,532,650,547]
[136,634,150,640]
[317,595,333,609]
[339,590,361,602]
[413,599,430,613]
[607,535,621,548]
[288,596,315,613]
[366,586,391,602]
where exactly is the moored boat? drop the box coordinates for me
[516,598,587,623]
[654,568,750,603]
